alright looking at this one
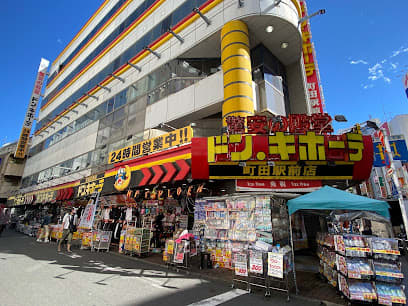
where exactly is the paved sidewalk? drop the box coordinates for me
[0,229,328,306]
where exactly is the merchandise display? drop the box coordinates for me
[317,213,406,305]
[376,283,406,305]
[374,262,404,282]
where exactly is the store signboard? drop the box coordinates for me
[192,133,373,181]
[108,126,192,164]
[15,58,49,159]
[300,1,324,114]
[77,174,105,198]
[102,146,191,195]
[373,139,408,166]
[236,179,322,192]
[267,252,283,279]
[225,114,333,135]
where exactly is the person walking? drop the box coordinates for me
[37,211,52,243]
[58,209,77,252]
[0,207,9,237]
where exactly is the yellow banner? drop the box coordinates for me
[15,127,31,159]
[108,126,192,164]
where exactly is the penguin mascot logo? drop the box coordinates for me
[114,165,131,191]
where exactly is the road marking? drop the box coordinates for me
[187,289,248,305]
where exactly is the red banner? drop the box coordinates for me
[236,179,322,192]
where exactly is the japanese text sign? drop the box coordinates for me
[77,176,104,197]
[226,114,333,135]
[109,126,192,164]
[15,58,49,159]
[300,1,324,114]
[267,252,283,279]
[208,132,364,163]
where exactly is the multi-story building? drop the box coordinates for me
[0,142,27,203]
[20,0,313,192]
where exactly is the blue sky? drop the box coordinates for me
[0,1,407,145]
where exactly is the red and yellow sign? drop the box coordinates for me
[114,165,131,191]
[300,1,324,114]
[108,126,192,164]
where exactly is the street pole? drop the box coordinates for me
[382,129,408,233]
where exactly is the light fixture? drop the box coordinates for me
[265,25,274,33]
[281,42,289,49]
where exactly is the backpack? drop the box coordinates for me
[69,215,77,233]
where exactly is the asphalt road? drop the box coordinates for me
[0,229,323,306]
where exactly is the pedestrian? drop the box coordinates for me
[0,207,9,237]
[58,208,77,252]
[37,211,52,243]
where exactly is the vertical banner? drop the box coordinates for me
[15,58,49,159]
[78,201,97,229]
[300,1,324,114]
[403,72,408,100]
[267,252,284,278]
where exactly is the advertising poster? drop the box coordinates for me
[267,252,284,279]
[78,202,97,229]
[167,240,174,254]
[234,252,248,276]
[174,243,185,264]
[249,250,263,274]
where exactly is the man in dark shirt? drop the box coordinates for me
[38,211,52,242]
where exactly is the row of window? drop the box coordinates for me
[46,0,128,86]
[30,58,220,157]
[37,0,208,132]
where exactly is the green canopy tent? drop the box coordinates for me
[285,186,390,294]
[287,186,390,218]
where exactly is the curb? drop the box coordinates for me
[107,251,344,305]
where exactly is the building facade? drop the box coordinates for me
[20,0,313,193]
[0,142,27,203]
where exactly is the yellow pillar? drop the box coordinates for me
[221,20,254,127]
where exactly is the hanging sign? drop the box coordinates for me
[300,1,324,114]
[174,243,185,263]
[108,126,192,164]
[15,58,49,159]
[267,252,284,279]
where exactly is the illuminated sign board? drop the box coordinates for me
[15,58,49,159]
[191,115,374,182]
[108,126,192,164]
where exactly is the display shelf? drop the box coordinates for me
[375,283,406,305]
[338,274,377,302]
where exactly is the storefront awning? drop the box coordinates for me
[287,186,390,218]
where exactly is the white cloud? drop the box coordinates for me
[390,46,408,58]
[362,84,374,90]
[390,62,398,69]
[381,59,387,64]
[391,50,401,58]
[350,59,368,65]
[57,38,63,44]
[367,64,392,84]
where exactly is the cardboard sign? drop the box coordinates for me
[249,251,263,274]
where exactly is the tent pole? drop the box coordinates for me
[289,211,298,295]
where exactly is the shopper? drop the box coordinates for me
[153,211,165,249]
[58,209,76,252]
[37,211,52,243]
[0,207,9,237]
